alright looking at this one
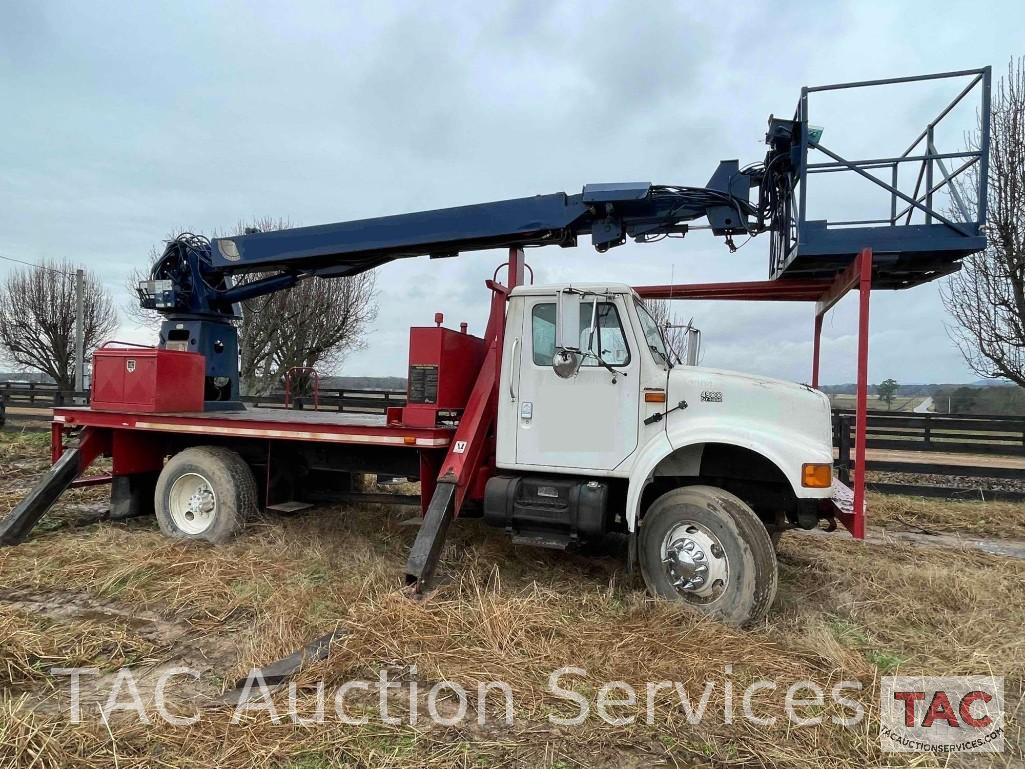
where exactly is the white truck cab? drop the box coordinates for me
[486,283,836,625]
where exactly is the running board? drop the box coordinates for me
[0,448,82,545]
[511,531,572,550]
[403,479,455,592]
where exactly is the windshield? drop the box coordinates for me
[634,300,671,367]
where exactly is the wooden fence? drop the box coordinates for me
[0,381,407,417]
[3,381,1023,500]
[833,410,1025,501]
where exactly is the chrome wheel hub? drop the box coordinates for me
[168,473,217,535]
[661,522,729,603]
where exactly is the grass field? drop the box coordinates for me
[828,394,924,412]
[0,430,1022,767]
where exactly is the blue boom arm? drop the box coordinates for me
[136,163,758,409]
[139,166,755,320]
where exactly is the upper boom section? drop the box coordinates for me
[140,168,755,319]
[213,176,752,275]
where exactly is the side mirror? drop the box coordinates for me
[554,289,582,352]
[553,289,584,378]
[685,327,701,366]
[552,349,581,379]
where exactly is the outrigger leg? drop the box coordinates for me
[402,336,497,591]
[404,478,456,589]
[403,254,519,591]
[0,427,107,546]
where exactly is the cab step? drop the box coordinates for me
[510,531,572,550]
[265,500,315,514]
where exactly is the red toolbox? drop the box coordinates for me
[91,343,205,413]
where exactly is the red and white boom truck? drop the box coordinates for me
[0,69,991,626]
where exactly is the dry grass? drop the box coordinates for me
[0,432,1023,767]
[0,606,164,691]
[867,492,1025,539]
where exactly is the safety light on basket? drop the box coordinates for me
[801,463,832,488]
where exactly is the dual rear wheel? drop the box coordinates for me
[154,446,257,544]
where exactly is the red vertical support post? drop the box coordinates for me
[507,247,525,290]
[50,421,64,464]
[418,449,443,513]
[851,247,872,540]
[811,313,823,388]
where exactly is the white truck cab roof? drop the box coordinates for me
[509,282,638,298]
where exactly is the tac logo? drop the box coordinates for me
[880,676,1004,753]
[126,359,136,373]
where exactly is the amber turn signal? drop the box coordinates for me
[801,463,833,488]
[644,391,667,403]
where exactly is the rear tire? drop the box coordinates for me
[154,446,257,544]
[639,485,778,627]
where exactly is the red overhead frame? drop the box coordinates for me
[813,248,872,540]
[634,247,873,540]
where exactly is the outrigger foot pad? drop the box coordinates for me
[403,480,456,592]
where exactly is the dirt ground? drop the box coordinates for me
[0,429,1022,768]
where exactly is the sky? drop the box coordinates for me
[1,0,1023,384]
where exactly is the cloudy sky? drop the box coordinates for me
[2,1,1023,384]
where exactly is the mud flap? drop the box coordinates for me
[109,472,159,521]
[403,479,456,592]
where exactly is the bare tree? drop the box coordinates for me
[942,59,1025,387]
[127,219,378,396]
[643,298,688,363]
[237,264,377,395]
[0,260,118,389]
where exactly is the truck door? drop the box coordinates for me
[512,295,639,471]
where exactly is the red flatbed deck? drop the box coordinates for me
[52,406,452,449]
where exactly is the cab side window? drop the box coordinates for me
[531,303,556,365]
[530,300,629,367]
[579,302,630,366]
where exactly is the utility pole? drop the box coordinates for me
[74,268,84,402]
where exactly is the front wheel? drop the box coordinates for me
[638,485,777,627]
[154,446,257,544]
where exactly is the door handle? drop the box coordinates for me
[509,337,520,400]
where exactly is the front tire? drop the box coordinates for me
[639,485,777,627]
[154,446,257,544]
